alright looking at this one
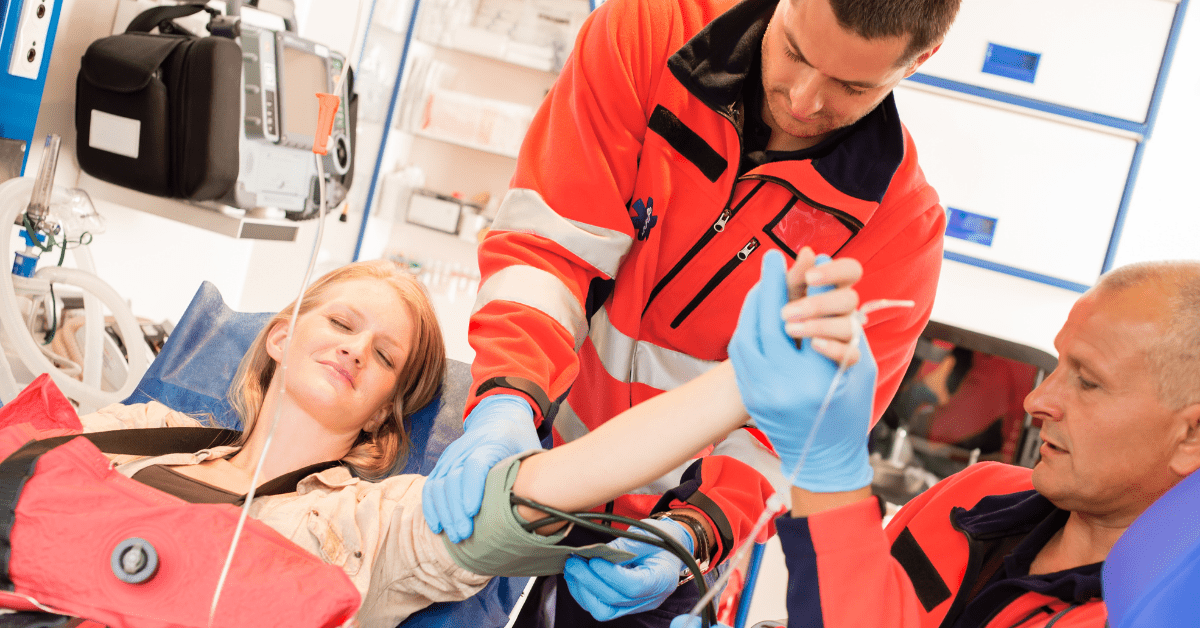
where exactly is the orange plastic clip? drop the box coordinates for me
[312,92,341,155]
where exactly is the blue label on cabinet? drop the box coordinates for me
[946,207,998,247]
[982,43,1041,84]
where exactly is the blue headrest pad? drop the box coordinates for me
[1103,470,1200,627]
[396,358,470,476]
[124,281,272,429]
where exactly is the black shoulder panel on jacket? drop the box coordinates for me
[891,527,953,612]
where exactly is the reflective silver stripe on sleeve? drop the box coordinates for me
[589,306,720,391]
[628,430,786,498]
[711,429,791,509]
[473,266,588,347]
[552,401,590,443]
[588,306,635,383]
[492,188,633,279]
[632,340,719,393]
[628,460,693,496]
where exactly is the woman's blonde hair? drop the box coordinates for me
[228,259,446,479]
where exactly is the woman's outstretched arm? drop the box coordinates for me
[511,360,746,520]
[510,248,864,525]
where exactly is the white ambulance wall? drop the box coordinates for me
[22,0,1200,333]
[26,0,368,324]
[1111,2,1200,268]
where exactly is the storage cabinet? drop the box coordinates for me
[901,0,1188,289]
[895,86,1137,286]
[916,0,1178,122]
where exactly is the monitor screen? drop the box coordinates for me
[282,46,328,139]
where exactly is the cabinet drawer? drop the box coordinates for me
[915,0,1177,122]
[895,85,1137,286]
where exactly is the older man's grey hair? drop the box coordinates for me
[1099,260,1200,410]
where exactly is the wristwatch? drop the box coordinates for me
[651,510,713,581]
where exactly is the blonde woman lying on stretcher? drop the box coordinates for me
[79,252,861,627]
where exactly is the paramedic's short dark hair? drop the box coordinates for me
[826,0,962,65]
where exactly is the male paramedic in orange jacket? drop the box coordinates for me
[687,256,1200,628]
[423,0,961,623]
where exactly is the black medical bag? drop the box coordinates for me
[75,4,241,201]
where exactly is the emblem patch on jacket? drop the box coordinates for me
[630,197,658,241]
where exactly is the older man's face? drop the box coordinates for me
[1025,282,1186,523]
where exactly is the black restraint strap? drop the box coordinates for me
[890,527,953,612]
[234,460,343,506]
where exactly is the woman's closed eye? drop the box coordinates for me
[376,349,395,369]
[330,317,351,331]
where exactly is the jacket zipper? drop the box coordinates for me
[938,507,988,628]
[741,173,866,233]
[641,179,765,316]
[670,237,759,328]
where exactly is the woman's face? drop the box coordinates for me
[268,278,414,435]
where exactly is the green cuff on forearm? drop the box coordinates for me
[442,451,637,576]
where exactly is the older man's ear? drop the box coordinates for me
[1169,403,1200,478]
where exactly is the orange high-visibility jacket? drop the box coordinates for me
[780,463,1105,627]
[468,0,945,564]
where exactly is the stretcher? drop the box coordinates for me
[1,281,528,628]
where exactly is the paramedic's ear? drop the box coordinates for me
[265,320,290,362]
[903,43,941,78]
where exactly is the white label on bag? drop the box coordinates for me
[89,110,141,159]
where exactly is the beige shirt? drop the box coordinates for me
[80,402,491,628]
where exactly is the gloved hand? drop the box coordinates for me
[729,250,877,493]
[422,393,540,542]
[669,616,731,628]
[563,517,694,621]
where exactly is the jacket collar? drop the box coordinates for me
[954,489,1056,540]
[666,0,773,116]
[953,490,1102,606]
[666,0,906,204]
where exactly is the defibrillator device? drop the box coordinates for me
[74,3,356,220]
[224,21,354,218]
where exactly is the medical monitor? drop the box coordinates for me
[276,33,333,151]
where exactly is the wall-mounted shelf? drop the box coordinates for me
[79,174,305,241]
[417,35,560,73]
[411,129,520,158]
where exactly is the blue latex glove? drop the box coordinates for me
[563,517,694,621]
[670,616,731,628]
[728,249,877,493]
[422,393,540,542]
